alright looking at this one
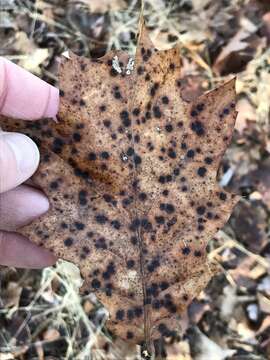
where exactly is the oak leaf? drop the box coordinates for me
[0,23,239,355]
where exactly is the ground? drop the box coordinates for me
[0,0,270,359]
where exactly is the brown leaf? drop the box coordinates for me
[0,22,239,355]
[213,18,262,75]
[74,0,126,13]
[262,12,270,43]
[1,281,22,308]
[235,98,256,133]
[230,200,268,253]
[249,158,270,208]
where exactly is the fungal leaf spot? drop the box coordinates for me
[0,19,239,352]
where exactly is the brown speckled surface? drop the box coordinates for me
[0,23,239,353]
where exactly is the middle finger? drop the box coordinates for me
[0,184,49,231]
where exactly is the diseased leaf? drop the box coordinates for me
[0,22,239,355]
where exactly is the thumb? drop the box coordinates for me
[0,132,39,193]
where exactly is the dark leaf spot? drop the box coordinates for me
[197,167,207,177]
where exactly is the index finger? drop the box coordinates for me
[0,57,59,120]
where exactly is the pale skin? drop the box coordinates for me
[0,57,59,268]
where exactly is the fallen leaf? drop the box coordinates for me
[191,0,212,12]
[230,200,268,253]
[187,327,236,360]
[256,314,270,336]
[188,300,211,324]
[1,281,22,308]
[72,0,126,13]
[258,294,270,314]
[213,28,250,74]
[0,21,239,355]
[262,12,270,43]
[235,98,256,133]
[213,17,262,75]
[67,4,108,40]
[249,158,270,209]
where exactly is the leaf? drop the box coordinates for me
[0,22,239,355]
[187,327,236,360]
[75,0,126,13]
[235,98,256,133]
[213,18,262,76]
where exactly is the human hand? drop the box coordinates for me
[0,58,59,268]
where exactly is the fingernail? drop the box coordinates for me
[3,132,40,174]
[34,192,50,216]
[45,87,59,119]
